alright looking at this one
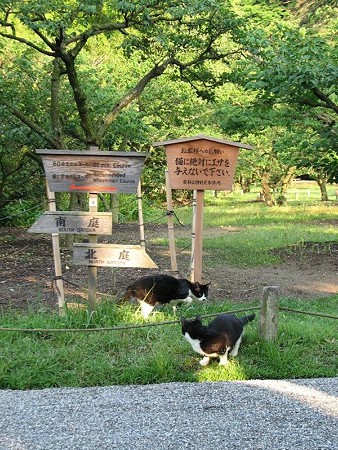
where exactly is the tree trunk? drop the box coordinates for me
[317,174,329,201]
[111,194,119,223]
[281,166,296,194]
[261,171,275,206]
[50,58,64,149]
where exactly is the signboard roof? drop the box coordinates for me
[157,135,248,191]
[153,134,253,150]
[36,149,149,157]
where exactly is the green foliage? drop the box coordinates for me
[232,15,338,182]
[1,199,44,226]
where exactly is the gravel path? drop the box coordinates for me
[1,378,337,450]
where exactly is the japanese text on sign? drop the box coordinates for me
[165,143,239,190]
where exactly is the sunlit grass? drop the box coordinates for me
[172,194,338,228]
[203,223,337,267]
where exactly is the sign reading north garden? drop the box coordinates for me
[36,149,149,194]
[73,244,157,268]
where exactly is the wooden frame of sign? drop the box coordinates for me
[153,135,252,283]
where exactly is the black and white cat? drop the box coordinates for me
[181,313,255,366]
[123,274,210,318]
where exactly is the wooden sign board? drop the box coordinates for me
[28,211,112,235]
[73,244,158,268]
[36,149,149,194]
[153,135,252,191]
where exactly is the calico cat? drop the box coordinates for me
[123,274,210,318]
[181,313,255,366]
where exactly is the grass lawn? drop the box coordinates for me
[0,297,337,389]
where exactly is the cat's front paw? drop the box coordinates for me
[199,356,210,366]
[218,355,229,366]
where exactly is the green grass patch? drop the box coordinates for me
[0,297,337,389]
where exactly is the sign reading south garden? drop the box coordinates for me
[29,211,112,235]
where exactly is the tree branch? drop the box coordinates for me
[311,87,338,115]
[1,99,57,147]
[97,58,174,141]
[0,31,55,57]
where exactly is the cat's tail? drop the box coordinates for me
[240,313,256,325]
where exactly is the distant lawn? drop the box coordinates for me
[172,188,338,227]
[150,194,337,267]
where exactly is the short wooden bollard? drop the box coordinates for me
[259,286,279,341]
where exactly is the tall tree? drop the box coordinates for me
[0,0,245,217]
[0,0,243,149]
[213,0,338,202]
[239,2,338,184]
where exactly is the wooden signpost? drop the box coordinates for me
[36,149,148,194]
[31,149,153,312]
[153,134,252,283]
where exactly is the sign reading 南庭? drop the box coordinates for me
[153,135,252,191]
[28,211,112,235]
[36,149,149,194]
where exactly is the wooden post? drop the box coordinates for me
[46,182,65,315]
[191,190,204,282]
[137,181,146,250]
[88,193,98,310]
[259,286,279,341]
[190,190,197,281]
[165,170,178,274]
[87,145,99,311]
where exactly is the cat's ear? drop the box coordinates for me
[195,315,202,323]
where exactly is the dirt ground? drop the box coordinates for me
[0,223,337,311]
